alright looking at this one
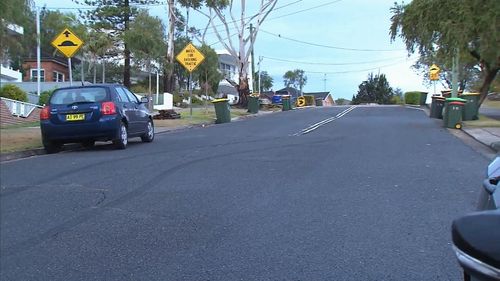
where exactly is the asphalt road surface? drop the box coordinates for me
[0,105,491,281]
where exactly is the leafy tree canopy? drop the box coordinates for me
[193,44,223,95]
[390,0,499,104]
[123,9,166,68]
[352,73,394,105]
[283,69,307,92]
[255,71,273,92]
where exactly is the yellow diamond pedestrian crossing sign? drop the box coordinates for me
[176,43,205,72]
[51,28,84,58]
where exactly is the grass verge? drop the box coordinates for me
[463,115,500,128]
[0,107,255,154]
[0,127,42,153]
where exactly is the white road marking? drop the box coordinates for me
[295,106,357,135]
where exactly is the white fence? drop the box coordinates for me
[1,97,42,118]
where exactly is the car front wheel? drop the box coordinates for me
[113,122,128,149]
[141,120,154,143]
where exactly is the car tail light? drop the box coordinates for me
[40,106,50,120]
[101,102,116,115]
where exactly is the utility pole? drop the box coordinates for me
[250,23,256,93]
[36,7,41,96]
[323,73,327,92]
[451,48,459,98]
[258,56,263,93]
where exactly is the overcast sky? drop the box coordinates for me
[36,0,444,99]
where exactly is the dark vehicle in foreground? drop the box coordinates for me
[452,157,500,281]
[40,84,154,153]
[452,210,500,281]
[477,157,500,210]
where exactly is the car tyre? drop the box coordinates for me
[82,140,95,148]
[141,120,154,143]
[113,122,128,149]
[43,140,62,154]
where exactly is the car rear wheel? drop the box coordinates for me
[43,140,62,154]
[141,120,154,143]
[113,122,128,149]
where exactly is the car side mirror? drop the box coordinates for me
[483,178,499,195]
[140,97,149,104]
[452,210,500,280]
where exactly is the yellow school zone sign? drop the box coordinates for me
[176,43,205,72]
[51,28,84,58]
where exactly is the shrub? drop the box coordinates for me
[404,91,420,105]
[0,84,28,102]
[391,95,403,105]
[38,89,54,106]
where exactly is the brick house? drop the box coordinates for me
[22,52,70,83]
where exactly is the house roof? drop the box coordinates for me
[305,92,330,100]
[276,87,300,96]
[259,91,274,100]
[24,49,81,66]
[217,84,238,96]
[218,53,237,66]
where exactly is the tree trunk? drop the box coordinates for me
[93,65,96,84]
[478,67,499,106]
[123,0,131,87]
[102,61,105,83]
[124,47,131,87]
[164,0,175,93]
[237,76,249,107]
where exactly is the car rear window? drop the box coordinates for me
[50,87,109,105]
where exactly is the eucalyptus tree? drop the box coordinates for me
[0,0,32,62]
[178,0,278,106]
[76,0,160,88]
[123,10,166,106]
[283,69,307,95]
[390,0,499,105]
[84,29,114,83]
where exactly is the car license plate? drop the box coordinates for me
[66,114,85,121]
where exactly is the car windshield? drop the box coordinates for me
[50,87,109,105]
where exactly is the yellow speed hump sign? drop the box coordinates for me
[176,43,205,72]
[51,28,84,58]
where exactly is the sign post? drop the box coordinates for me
[176,43,205,117]
[429,64,441,96]
[51,28,84,86]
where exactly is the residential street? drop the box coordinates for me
[0,106,491,280]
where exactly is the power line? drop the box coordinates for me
[38,2,168,10]
[262,55,407,66]
[267,0,342,21]
[197,0,305,37]
[260,29,406,52]
[302,60,408,74]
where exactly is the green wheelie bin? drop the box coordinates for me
[419,92,428,105]
[430,96,446,119]
[460,93,480,121]
[282,95,291,111]
[212,98,231,124]
[443,98,466,129]
[247,94,260,114]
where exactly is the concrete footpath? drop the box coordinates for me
[462,127,500,152]
[416,104,500,154]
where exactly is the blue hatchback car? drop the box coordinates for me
[40,84,154,153]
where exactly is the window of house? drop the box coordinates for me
[52,71,65,82]
[30,69,45,82]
